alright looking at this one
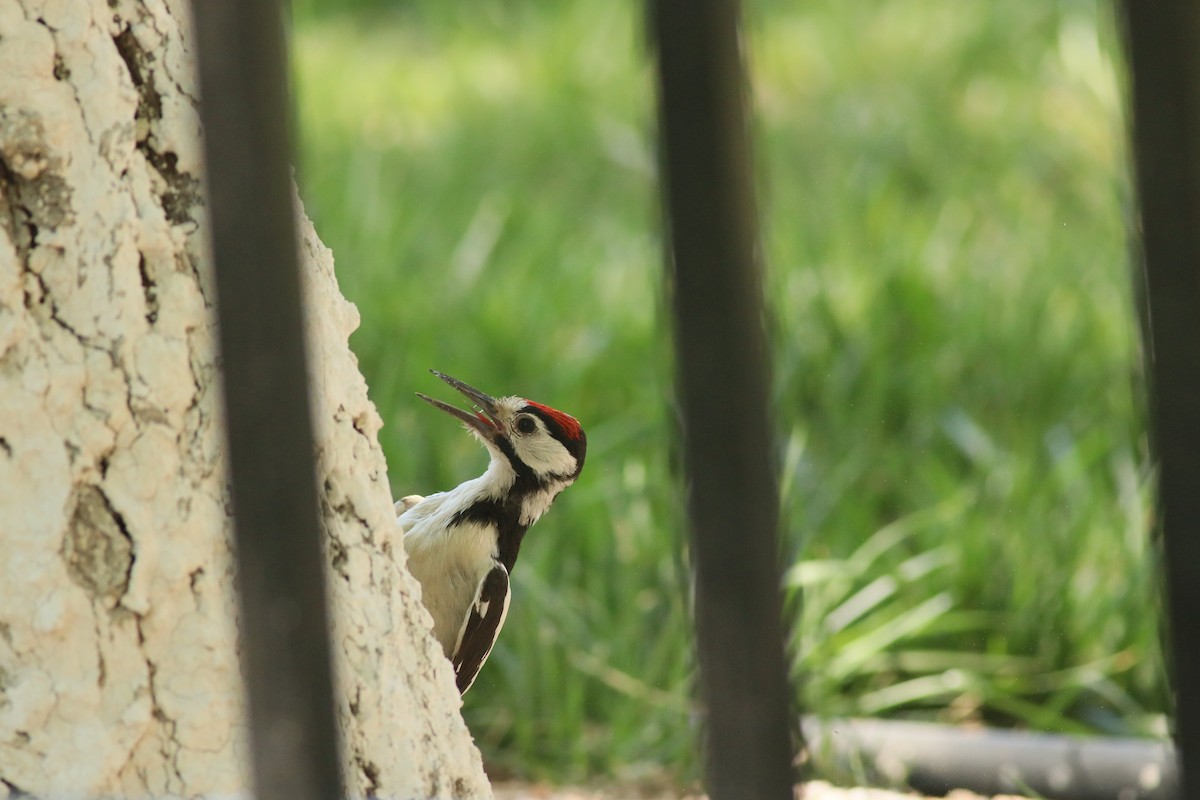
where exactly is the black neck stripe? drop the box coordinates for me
[496,436,547,495]
[450,498,526,571]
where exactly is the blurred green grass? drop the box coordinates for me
[291,0,1162,784]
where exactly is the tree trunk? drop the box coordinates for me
[0,1,491,797]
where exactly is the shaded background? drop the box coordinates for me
[290,0,1159,786]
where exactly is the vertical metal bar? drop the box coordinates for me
[648,1,795,798]
[191,2,343,799]
[1119,2,1200,796]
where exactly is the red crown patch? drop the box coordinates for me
[525,401,583,441]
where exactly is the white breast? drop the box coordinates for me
[399,484,501,656]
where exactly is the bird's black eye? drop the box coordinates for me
[516,415,537,434]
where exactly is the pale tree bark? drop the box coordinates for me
[0,1,491,797]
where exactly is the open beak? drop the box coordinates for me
[416,370,502,441]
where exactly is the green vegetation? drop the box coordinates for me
[291,0,1162,784]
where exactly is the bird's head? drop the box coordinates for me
[418,371,587,491]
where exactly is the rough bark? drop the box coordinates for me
[0,1,491,797]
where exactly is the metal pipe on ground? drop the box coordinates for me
[647,1,795,798]
[191,2,343,799]
[805,717,1176,800]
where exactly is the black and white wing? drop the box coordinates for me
[451,562,511,694]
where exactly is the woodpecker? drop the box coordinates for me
[398,370,587,693]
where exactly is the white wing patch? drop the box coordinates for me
[394,495,426,516]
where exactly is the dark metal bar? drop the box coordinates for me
[647,2,794,797]
[1119,3,1200,797]
[191,3,343,799]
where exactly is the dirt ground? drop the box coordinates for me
[492,781,1033,800]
